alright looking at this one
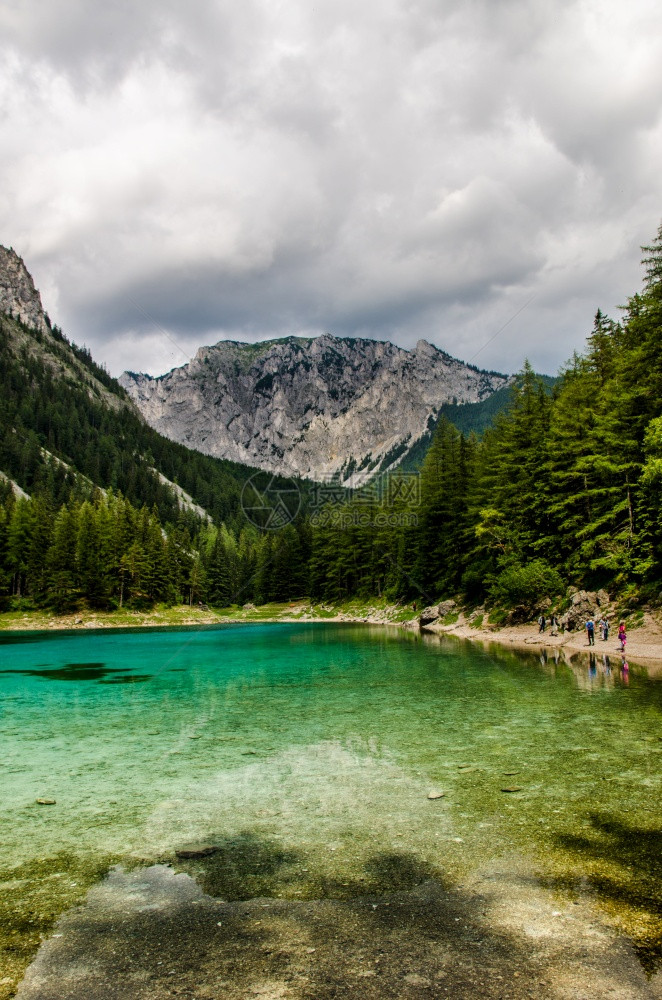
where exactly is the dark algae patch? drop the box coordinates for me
[543,813,662,975]
[0,851,116,1000]
[0,663,152,683]
[1,663,114,682]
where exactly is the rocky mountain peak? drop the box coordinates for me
[121,333,510,485]
[0,245,49,335]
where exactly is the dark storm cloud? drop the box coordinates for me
[1,0,661,376]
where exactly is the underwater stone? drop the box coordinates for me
[175,844,218,859]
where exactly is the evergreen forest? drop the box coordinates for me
[1,227,661,616]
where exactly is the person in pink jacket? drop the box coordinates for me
[618,621,627,652]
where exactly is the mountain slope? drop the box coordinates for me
[0,246,292,528]
[120,335,509,484]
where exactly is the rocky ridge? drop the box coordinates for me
[0,246,49,335]
[121,335,509,484]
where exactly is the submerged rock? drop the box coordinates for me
[427,790,445,800]
[175,844,218,859]
[35,798,56,805]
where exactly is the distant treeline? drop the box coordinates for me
[1,227,661,613]
[0,487,311,611]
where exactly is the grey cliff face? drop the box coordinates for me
[0,246,49,335]
[120,334,509,484]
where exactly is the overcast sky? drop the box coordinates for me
[1,0,661,377]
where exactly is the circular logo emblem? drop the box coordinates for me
[240,472,301,530]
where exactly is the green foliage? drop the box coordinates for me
[305,224,662,608]
[488,560,564,610]
[0,314,288,530]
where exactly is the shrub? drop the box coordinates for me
[488,607,508,626]
[489,560,564,610]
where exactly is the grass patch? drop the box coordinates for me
[442,611,460,625]
[0,599,420,633]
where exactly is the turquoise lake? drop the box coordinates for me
[1,622,661,981]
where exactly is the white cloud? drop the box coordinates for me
[0,0,661,376]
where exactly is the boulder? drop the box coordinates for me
[419,605,440,626]
[571,589,598,607]
[560,590,602,631]
[437,599,457,617]
[506,605,530,625]
[596,589,610,607]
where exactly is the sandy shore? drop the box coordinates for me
[425,610,662,677]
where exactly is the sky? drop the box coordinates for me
[1,0,661,378]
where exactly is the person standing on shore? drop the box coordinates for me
[585,616,595,646]
[618,621,627,652]
[538,614,546,633]
[550,613,558,636]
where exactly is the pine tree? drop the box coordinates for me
[26,494,55,604]
[77,500,107,607]
[414,417,468,599]
[206,531,234,607]
[7,498,34,598]
[47,505,79,611]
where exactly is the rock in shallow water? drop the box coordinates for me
[175,844,218,859]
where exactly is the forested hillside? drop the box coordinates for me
[1,226,661,617]
[396,374,556,473]
[0,313,311,611]
[311,227,662,611]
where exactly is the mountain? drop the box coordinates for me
[120,336,510,485]
[0,245,289,528]
[0,245,50,335]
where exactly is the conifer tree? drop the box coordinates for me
[47,505,79,611]
[7,498,34,598]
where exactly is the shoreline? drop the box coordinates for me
[424,610,662,677]
[2,602,662,676]
[0,602,418,635]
